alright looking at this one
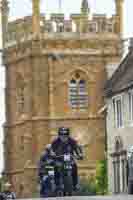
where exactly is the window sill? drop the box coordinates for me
[71,108,88,112]
[116,125,124,129]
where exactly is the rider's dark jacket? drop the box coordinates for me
[51,137,82,159]
[51,136,83,188]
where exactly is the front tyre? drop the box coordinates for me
[64,174,73,196]
[56,190,64,197]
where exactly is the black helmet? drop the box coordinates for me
[58,127,70,136]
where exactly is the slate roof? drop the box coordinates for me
[105,50,133,97]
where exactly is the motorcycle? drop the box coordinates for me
[55,153,74,196]
[40,165,56,198]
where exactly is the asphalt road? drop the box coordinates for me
[29,195,133,200]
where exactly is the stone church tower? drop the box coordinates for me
[1,0,124,197]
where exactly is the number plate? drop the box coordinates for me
[64,154,70,161]
[48,170,55,176]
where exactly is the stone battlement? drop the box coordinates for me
[5,13,117,47]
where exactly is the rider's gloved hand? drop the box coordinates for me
[50,150,56,157]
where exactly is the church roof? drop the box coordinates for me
[105,50,133,97]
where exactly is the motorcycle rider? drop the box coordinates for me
[51,127,83,191]
[38,144,56,197]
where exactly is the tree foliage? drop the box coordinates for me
[95,159,108,195]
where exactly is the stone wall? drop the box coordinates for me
[3,16,122,197]
[5,13,117,47]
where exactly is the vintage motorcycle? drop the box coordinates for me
[55,153,75,196]
[40,165,56,197]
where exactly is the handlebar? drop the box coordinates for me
[54,153,82,161]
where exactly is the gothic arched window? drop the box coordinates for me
[69,73,88,109]
[69,79,78,108]
[112,137,126,194]
[115,136,123,153]
[58,23,64,32]
[52,21,57,32]
[79,79,86,108]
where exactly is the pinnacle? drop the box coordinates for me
[81,0,90,14]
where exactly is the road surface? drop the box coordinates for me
[29,195,133,200]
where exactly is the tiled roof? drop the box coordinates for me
[105,50,133,97]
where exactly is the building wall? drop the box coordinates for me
[107,91,133,194]
[2,2,123,195]
[3,37,121,197]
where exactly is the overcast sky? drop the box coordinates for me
[0,0,133,175]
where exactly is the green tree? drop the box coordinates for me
[77,177,96,196]
[0,177,2,192]
[95,159,108,195]
[0,175,7,192]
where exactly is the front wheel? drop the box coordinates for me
[64,191,72,196]
[64,174,73,196]
[56,190,64,197]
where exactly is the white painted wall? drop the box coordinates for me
[107,91,133,193]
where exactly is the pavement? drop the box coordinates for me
[24,195,133,200]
